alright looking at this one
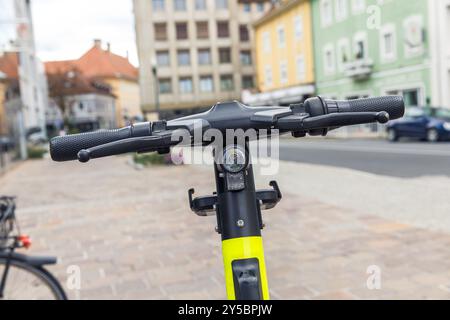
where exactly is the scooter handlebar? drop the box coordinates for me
[50,123,152,162]
[304,96,405,120]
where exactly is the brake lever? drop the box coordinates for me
[300,111,389,130]
[77,131,178,163]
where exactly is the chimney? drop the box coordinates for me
[93,39,102,48]
[107,42,111,52]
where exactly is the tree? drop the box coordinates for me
[46,67,81,119]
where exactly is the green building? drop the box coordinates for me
[311,0,431,108]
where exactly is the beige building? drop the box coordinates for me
[133,0,271,118]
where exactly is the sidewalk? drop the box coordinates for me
[0,151,17,176]
[0,156,449,299]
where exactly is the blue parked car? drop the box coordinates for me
[387,107,450,142]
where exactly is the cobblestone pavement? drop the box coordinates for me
[0,156,450,300]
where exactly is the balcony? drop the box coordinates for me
[344,58,374,80]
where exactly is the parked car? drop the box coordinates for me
[387,107,450,142]
[26,127,47,145]
[0,136,14,152]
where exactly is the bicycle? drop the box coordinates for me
[49,96,405,300]
[0,196,67,300]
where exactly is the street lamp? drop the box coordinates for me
[151,58,160,120]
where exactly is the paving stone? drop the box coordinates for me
[1,157,450,299]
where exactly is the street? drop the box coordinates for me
[279,138,450,178]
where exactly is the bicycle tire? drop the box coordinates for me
[0,257,67,300]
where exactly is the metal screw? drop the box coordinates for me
[236,220,245,228]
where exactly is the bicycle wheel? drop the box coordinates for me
[0,257,67,300]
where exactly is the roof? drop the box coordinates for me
[77,45,138,80]
[45,43,138,81]
[45,59,77,75]
[254,0,303,28]
[47,70,115,98]
[0,52,19,79]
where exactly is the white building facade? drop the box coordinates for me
[14,0,48,132]
[428,0,450,108]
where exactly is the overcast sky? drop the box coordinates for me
[0,0,139,66]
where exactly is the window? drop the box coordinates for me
[240,50,252,65]
[158,78,172,94]
[156,50,170,66]
[220,75,234,91]
[239,25,250,41]
[152,0,165,11]
[219,48,231,63]
[242,76,254,89]
[335,0,348,21]
[337,38,350,71]
[277,25,285,48]
[320,0,333,27]
[280,61,288,84]
[403,15,424,58]
[243,3,251,12]
[353,32,367,60]
[176,23,188,40]
[351,0,365,14]
[380,24,396,62]
[403,89,419,107]
[195,0,207,10]
[323,44,335,74]
[264,66,272,87]
[199,75,214,93]
[257,2,265,12]
[389,89,420,107]
[198,49,211,65]
[355,40,365,59]
[263,32,271,53]
[174,0,187,11]
[177,50,191,66]
[296,55,306,81]
[216,0,228,9]
[294,15,303,40]
[33,87,38,103]
[154,23,167,41]
[217,21,229,38]
[179,77,193,93]
[196,21,209,39]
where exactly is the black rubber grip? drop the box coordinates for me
[327,96,405,120]
[50,128,132,162]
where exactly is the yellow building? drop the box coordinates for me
[103,78,141,126]
[243,0,315,106]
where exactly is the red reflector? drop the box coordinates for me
[18,235,32,249]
